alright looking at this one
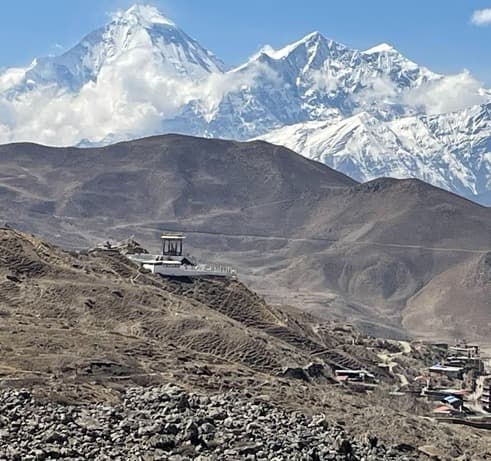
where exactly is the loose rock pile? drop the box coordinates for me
[0,385,417,460]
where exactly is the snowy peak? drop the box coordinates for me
[260,32,414,72]
[232,29,441,130]
[258,31,348,64]
[364,43,397,54]
[246,29,436,91]
[118,4,176,28]
[99,4,224,76]
[17,4,223,92]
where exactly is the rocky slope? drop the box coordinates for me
[0,226,333,387]
[0,135,489,341]
[0,385,467,461]
[0,385,412,460]
[0,227,490,460]
[0,225,395,395]
[1,4,490,203]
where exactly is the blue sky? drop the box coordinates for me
[2,0,491,83]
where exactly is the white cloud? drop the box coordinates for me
[197,61,279,117]
[471,8,491,26]
[1,66,485,146]
[352,76,399,106]
[317,69,489,117]
[310,69,340,93]
[403,71,489,115]
[0,48,194,146]
[0,67,29,93]
[0,46,279,146]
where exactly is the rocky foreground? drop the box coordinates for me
[0,384,418,461]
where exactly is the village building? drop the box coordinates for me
[481,377,491,413]
[422,387,467,401]
[428,364,464,380]
[335,369,376,383]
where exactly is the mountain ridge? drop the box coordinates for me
[0,4,490,204]
[0,134,489,341]
[258,103,491,204]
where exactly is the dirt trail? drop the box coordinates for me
[377,340,413,387]
[111,223,491,255]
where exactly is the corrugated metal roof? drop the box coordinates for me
[429,364,462,372]
[443,396,460,404]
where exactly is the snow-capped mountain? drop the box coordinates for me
[0,4,490,204]
[258,104,491,204]
[165,31,443,140]
[9,5,223,93]
[230,33,438,122]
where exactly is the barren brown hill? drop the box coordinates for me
[1,227,490,459]
[1,226,397,392]
[0,227,331,384]
[0,134,490,340]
